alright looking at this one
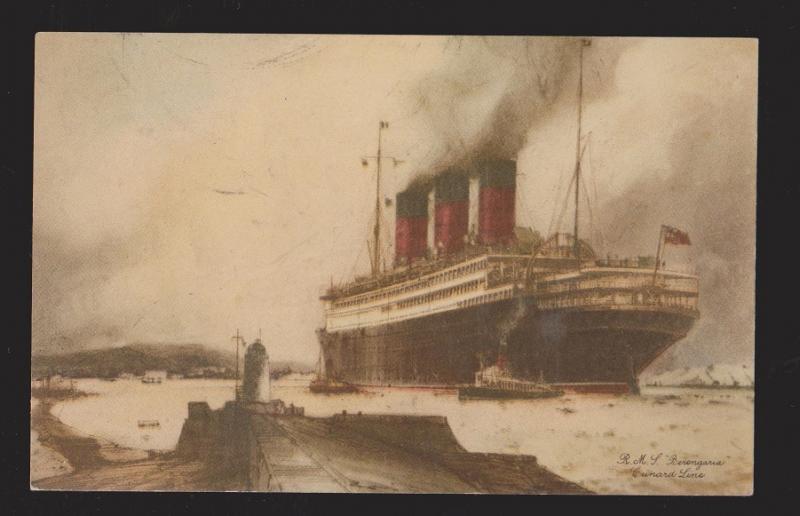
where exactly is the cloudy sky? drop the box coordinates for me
[33,34,756,369]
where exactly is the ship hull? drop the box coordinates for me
[457,386,563,401]
[318,297,697,393]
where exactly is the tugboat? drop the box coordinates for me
[458,356,563,400]
[308,350,359,394]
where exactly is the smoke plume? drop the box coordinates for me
[401,37,631,189]
[598,67,756,371]
[401,37,572,187]
[401,37,755,371]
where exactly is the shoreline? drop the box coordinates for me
[30,395,241,491]
[30,381,753,494]
[31,397,148,472]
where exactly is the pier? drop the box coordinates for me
[176,399,589,494]
[33,338,589,493]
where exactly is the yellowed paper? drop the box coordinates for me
[32,34,755,495]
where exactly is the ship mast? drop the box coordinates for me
[373,121,385,275]
[363,121,400,276]
[231,328,243,400]
[573,38,590,259]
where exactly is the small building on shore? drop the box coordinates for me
[31,374,67,388]
[142,370,167,384]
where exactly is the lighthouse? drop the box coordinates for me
[242,338,270,403]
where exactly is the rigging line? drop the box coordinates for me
[547,165,571,236]
[340,191,377,285]
[549,136,589,236]
[577,143,595,238]
[586,133,600,204]
[585,135,607,251]
[546,132,590,237]
[579,168,597,249]
[356,204,376,281]
[589,195,605,253]
[379,211,393,260]
[552,171,577,236]
[517,180,537,232]
[346,242,367,285]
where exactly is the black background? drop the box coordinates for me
[4,0,798,514]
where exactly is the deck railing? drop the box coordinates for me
[476,372,545,393]
[534,275,698,295]
[534,290,698,311]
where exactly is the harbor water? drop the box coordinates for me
[47,375,753,495]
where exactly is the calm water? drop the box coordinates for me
[51,376,753,495]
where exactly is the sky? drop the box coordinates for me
[33,34,757,369]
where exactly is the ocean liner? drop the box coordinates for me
[316,40,699,394]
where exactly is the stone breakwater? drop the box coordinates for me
[176,399,590,494]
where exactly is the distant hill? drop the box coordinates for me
[31,343,313,379]
[643,364,754,388]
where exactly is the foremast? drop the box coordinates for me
[362,120,401,276]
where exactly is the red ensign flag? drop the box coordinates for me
[663,226,691,246]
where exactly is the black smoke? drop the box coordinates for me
[404,37,632,188]
[599,92,756,370]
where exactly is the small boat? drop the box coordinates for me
[458,366,563,400]
[308,349,359,394]
[309,378,360,394]
[137,419,161,428]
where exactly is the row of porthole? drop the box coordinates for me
[330,280,484,320]
[536,293,697,309]
[393,280,483,310]
[537,277,699,292]
[334,260,488,309]
[458,289,513,308]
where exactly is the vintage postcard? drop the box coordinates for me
[31,34,755,494]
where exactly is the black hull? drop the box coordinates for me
[318,297,697,391]
[457,386,563,400]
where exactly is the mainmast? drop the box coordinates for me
[573,38,591,259]
[372,121,386,275]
